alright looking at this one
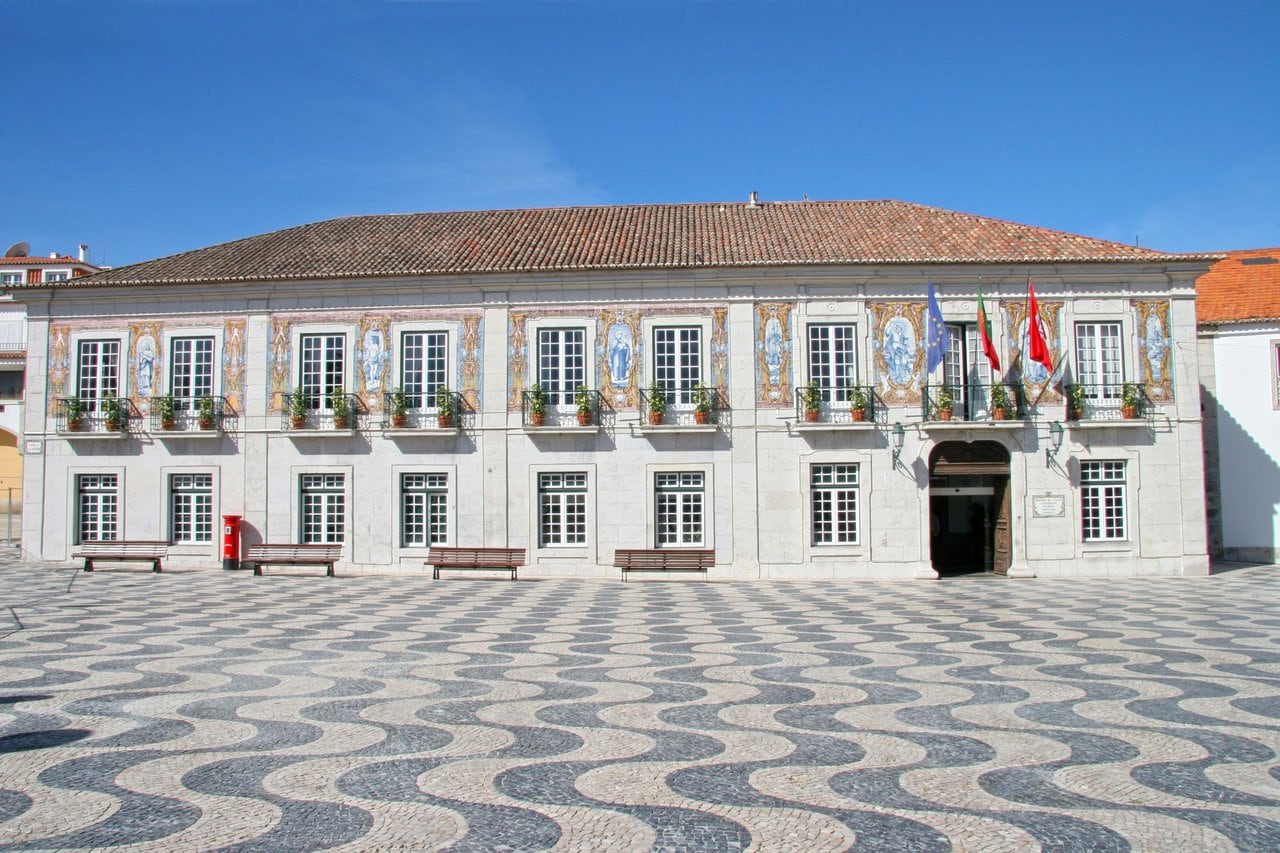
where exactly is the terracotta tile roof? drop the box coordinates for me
[0,255,86,266]
[22,200,1215,289]
[1196,247,1280,325]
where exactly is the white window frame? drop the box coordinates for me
[393,464,456,554]
[944,323,994,419]
[291,325,352,411]
[0,272,23,286]
[44,270,70,282]
[537,472,589,548]
[71,332,126,411]
[395,325,453,411]
[643,315,712,409]
[400,471,450,548]
[299,472,347,545]
[647,465,713,548]
[805,322,860,404]
[1080,459,1128,542]
[1271,339,1280,410]
[169,472,215,545]
[165,331,220,410]
[1074,321,1125,406]
[810,463,861,546]
[525,317,596,409]
[528,464,596,560]
[73,470,122,544]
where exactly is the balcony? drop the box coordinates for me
[522,387,603,432]
[1064,383,1153,427]
[383,389,462,436]
[149,395,230,436]
[56,396,134,439]
[922,383,1026,427]
[794,384,879,430]
[277,392,364,436]
[639,385,721,432]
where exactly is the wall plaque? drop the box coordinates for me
[1032,494,1066,518]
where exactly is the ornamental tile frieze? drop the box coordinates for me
[754,303,793,408]
[869,302,926,406]
[1004,300,1064,403]
[1133,300,1173,402]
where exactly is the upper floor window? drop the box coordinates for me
[169,336,215,405]
[944,324,994,418]
[400,331,448,406]
[538,327,587,406]
[653,326,702,406]
[300,333,345,409]
[1075,322,1123,389]
[0,272,22,286]
[807,324,858,403]
[45,271,70,282]
[77,339,120,403]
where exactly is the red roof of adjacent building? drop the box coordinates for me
[0,255,85,266]
[13,200,1216,289]
[1196,247,1280,325]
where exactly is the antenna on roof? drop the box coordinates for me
[747,191,760,209]
[5,242,29,258]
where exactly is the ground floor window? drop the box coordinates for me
[401,473,448,546]
[170,474,214,543]
[811,463,859,544]
[655,471,704,546]
[539,472,587,546]
[77,474,119,543]
[301,474,345,544]
[1081,460,1127,541]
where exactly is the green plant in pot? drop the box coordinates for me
[1121,382,1142,418]
[646,382,667,425]
[64,397,85,431]
[289,388,310,429]
[934,385,954,421]
[574,385,594,426]
[102,393,123,431]
[329,388,352,429]
[155,395,178,429]
[197,395,217,430]
[848,384,869,422]
[990,383,1013,420]
[389,388,410,428]
[1066,383,1086,419]
[691,385,713,424]
[527,383,548,426]
[802,379,821,421]
[436,387,457,428]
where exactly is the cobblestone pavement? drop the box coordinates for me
[1,564,1278,851]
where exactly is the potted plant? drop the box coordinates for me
[197,395,217,430]
[1121,382,1142,419]
[990,383,1012,420]
[436,387,457,428]
[289,389,310,430]
[934,385,954,421]
[574,385,594,427]
[802,379,821,422]
[389,388,410,428]
[527,383,548,426]
[646,381,667,425]
[64,397,85,432]
[156,395,178,430]
[691,385,713,425]
[1066,383,1086,420]
[102,393,123,431]
[848,384,869,422]
[329,388,352,429]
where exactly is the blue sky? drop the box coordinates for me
[5,0,1278,267]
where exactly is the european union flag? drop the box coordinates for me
[925,283,950,374]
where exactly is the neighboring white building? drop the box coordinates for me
[7,200,1216,578]
[1198,247,1280,564]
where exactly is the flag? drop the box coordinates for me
[925,282,949,374]
[977,287,1000,372]
[1027,279,1053,371]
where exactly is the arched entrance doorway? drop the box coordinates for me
[929,440,1011,576]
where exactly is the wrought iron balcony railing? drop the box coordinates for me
[639,384,721,427]
[522,388,603,428]
[923,383,1025,422]
[56,396,134,435]
[149,395,229,433]
[384,389,462,429]
[1063,382,1152,421]
[277,392,364,431]
[795,383,878,424]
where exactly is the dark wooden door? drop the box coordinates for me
[992,476,1011,575]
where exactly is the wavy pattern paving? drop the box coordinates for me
[1,563,1279,851]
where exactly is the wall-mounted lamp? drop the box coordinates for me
[891,422,905,467]
[1046,421,1064,466]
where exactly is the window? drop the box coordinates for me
[401,473,448,547]
[77,474,118,543]
[0,272,22,286]
[170,474,214,544]
[169,336,215,408]
[299,333,346,409]
[538,328,586,406]
[400,331,448,408]
[45,271,69,282]
[655,471,704,546]
[538,473,587,546]
[301,474,345,544]
[1272,340,1280,410]
[943,324,993,418]
[1081,460,1127,541]
[807,324,858,403]
[653,326,702,406]
[811,464,859,545]
[77,339,121,408]
[1075,322,1123,402]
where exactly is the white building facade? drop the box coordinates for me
[10,201,1215,578]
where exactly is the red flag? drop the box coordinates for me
[1027,280,1053,371]
[977,287,1000,372]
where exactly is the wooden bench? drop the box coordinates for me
[73,541,169,573]
[614,549,715,582]
[427,547,525,580]
[245,544,343,577]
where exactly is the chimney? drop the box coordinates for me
[50,251,58,259]
[79,244,88,263]
[747,191,760,209]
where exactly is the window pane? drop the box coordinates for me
[301,474,345,544]
[78,474,118,543]
[654,471,704,546]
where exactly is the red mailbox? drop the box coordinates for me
[222,514,243,570]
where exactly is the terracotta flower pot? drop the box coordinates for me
[390,414,408,429]
[694,410,711,425]
[333,416,351,430]
[805,409,820,423]
[161,418,178,431]
[648,411,664,426]
[438,414,455,429]
[577,412,592,426]
[291,415,308,430]
[530,412,546,427]
[850,409,866,422]
[936,409,953,422]
[1121,405,1138,419]
[198,417,215,431]
[992,409,1008,421]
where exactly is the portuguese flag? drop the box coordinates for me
[977,287,1000,372]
